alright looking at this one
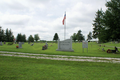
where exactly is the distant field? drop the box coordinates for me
[0,42,120,57]
[0,56,120,80]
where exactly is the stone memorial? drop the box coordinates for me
[31,43,34,46]
[0,41,2,46]
[19,42,22,48]
[4,41,6,44]
[22,42,24,44]
[56,37,74,52]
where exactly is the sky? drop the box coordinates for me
[0,0,109,41]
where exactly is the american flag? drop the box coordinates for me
[62,13,66,25]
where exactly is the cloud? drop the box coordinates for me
[0,0,107,41]
[1,14,31,26]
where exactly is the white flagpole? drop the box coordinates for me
[64,12,66,40]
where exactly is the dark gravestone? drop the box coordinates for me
[4,41,6,44]
[31,43,34,46]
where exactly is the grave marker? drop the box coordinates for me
[19,42,22,48]
[56,37,74,52]
[0,41,2,46]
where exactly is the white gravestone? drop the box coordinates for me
[0,41,2,46]
[56,37,74,52]
[19,42,22,48]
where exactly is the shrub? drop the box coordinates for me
[8,42,13,45]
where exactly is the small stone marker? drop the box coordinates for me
[31,43,34,46]
[102,48,105,51]
[0,41,2,46]
[4,41,6,44]
[19,42,22,48]
[22,42,24,44]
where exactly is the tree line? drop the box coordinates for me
[0,27,14,42]
[0,27,40,42]
[92,0,120,42]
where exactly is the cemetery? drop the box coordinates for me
[1,41,120,80]
[0,0,120,79]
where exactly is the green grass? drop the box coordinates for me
[1,42,120,58]
[0,56,120,80]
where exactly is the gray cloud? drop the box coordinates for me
[0,0,107,41]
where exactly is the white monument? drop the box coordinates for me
[56,37,74,52]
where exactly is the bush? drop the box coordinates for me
[8,42,13,45]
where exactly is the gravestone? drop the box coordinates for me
[22,42,24,44]
[19,42,22,48]
[0,41,2,46]
[56,37,74,52]
[102,48,105,51]
[31,43,34,46]
[4,41,6,44]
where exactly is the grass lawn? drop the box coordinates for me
[0,42,120,57]
[0,56,120,80]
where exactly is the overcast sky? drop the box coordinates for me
[0,0,109,41]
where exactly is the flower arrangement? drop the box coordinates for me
[42,45,47,50]
[107,49,111,53]
[16,46,19,48]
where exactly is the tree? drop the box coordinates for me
[53,33,59,42]
[103,0,120,41]
[0,26,5,41]
[76,30,85,42]
[16,34,26,42]
[71,33,77,42]
[34,34,40,42]
[92,9,104,39]
[5,28,14,42]
[28,35,34,42]
[16,33,22,42]
[22,34,26,42]
[87,32,92,41]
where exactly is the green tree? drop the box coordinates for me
[53,33,59,42]
[16,34,26,42]
[16,33,22,42]
[103,0,120,41]
[22,34,26,42]
[5,28,14,42]
[34,34,40,42]
[92,9,104,39]
[0,26,5,41]
[87,32,92,41]
[71,33,77,42]
[76,30,85,42]
[28,35,34,42]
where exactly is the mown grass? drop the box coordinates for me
[0,56,120,80]
[0,42,120,57]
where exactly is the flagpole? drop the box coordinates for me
[64,12,66,40]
